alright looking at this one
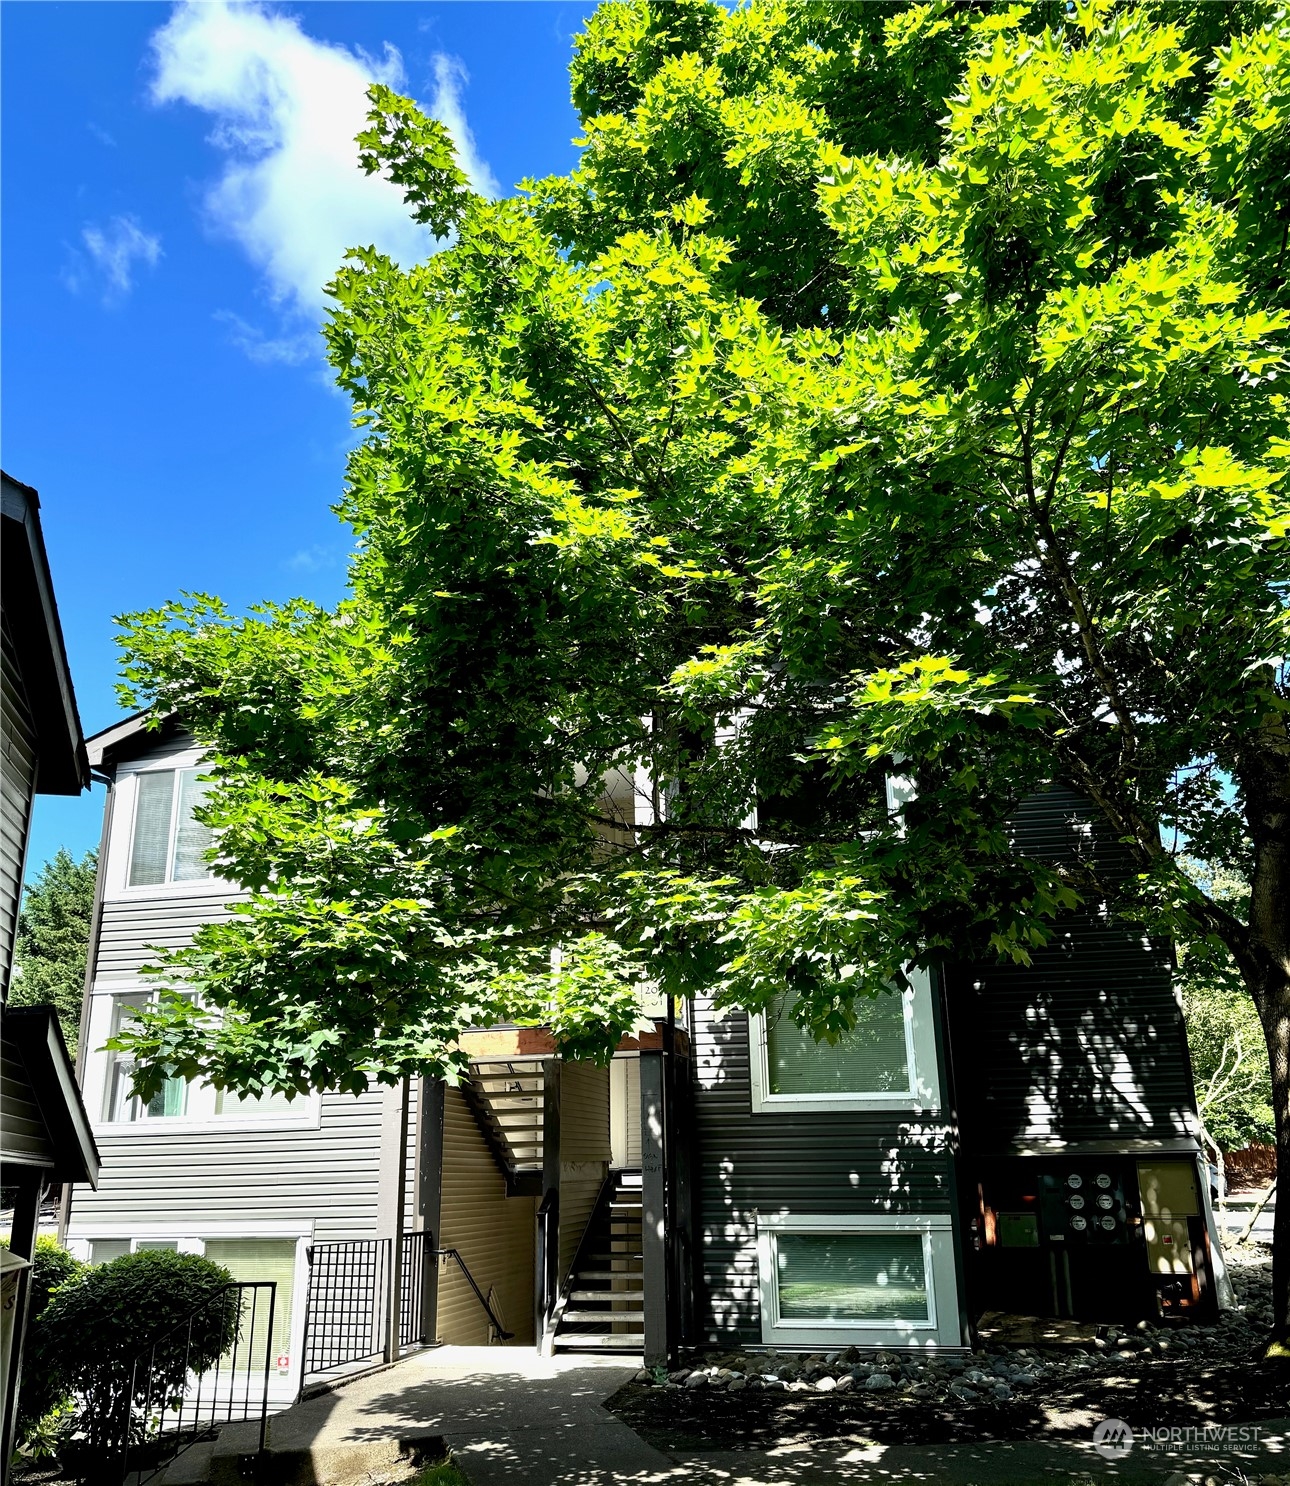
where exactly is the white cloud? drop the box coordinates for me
[149,1,496,322]
[213,310,314,366]
[66,215,162,301]
[284,543,345,574]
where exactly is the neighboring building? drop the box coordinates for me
[1,472,99,1479]
[64,714,1228,1393]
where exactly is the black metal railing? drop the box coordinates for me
[116,1280,275,1486]
[433,1249,513,1340]
[536,1190,559,1338]
[300,1232,431,1386]
[399,1231,426,1349]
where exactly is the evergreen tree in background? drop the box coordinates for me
[11,848,97,1058]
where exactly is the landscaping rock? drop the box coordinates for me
[865,1372,895,1390]
[815,1376,837,1392]
[949,1382,979,1402]
[833,1373,855,1393]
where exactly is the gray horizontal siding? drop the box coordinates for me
[691,996,952,1346]
[73,734,390,1246]
[95,892,241,978]
[67,1090,386,1242]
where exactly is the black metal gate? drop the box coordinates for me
[300,1232,428,1385]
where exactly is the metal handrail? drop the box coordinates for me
[117,1280,275,1486]
[434,1248,514,1340]
[536,1189,559,1338]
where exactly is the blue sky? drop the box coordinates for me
[2,1,585,882]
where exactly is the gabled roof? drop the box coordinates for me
[1,1005,100,1186]
[86,710,186,771]
[0,473,89,795]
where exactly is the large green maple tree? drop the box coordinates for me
[115,1,1290,1345]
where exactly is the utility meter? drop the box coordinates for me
[1069,1194,1085,1210]
[1070,1214,1088,1232]
[1067,1173,1083,1190]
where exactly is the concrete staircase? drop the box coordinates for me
[551,1170,644,1354]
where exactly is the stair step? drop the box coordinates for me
[559,1309,644,1325]
[570,1289,644,1303]
[552,1333,644,1352]
[576,1270,642,1283]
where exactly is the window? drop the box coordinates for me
[203,1240,297,1362]
[775,1231,928,1323]
[103,993,189,1122]
[98,992,316,1128]
[213,1087,298,1117]
[748,969,940,1112]
[128,767,215,887]
[764,989,910,1098]
[757,1214,959,1347]
[88,1239,131,1265]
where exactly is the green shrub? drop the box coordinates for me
[1,1237,86,1443]
[28,1234,86,1317]
[36,1249,238,1459]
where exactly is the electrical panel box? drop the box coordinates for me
[1136,1160,1199,1220]
[1143,1217,1194,1275]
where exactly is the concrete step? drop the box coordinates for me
[570,1288,644,1303]
[155,1438,216,1485]
[551,1333,643,1352]
[576,1269,642,1284]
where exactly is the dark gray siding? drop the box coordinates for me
[0,1046,51,1165]
[691,996,952,1345]
[944,783,1195,1152]
[0,612,36,994]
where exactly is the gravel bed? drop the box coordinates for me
[607,1247,1288,1453]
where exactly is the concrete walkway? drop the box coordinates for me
[210,1347,1290,1486]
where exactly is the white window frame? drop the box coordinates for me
[756,1212,959,1349]
[84,983,322,1135]
[748,967,940,1113]
[105,748,235,901]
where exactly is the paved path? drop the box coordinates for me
[236,1346,1289,1486]
[1217,1187,1275,1247]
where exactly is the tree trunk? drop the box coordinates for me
[1255,968,1290,1353]
[1242,728,1290,1355]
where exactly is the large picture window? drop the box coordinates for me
[128,767,215,887]
[757,1214,959,1348]
[748,968,940,1112]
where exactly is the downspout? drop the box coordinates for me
[57,768,112,1244]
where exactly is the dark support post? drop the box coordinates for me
[536,1058,561,1349]
[418,1078,445,1344]
[640,1049,668,1370]
[2,1169,47,1483]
